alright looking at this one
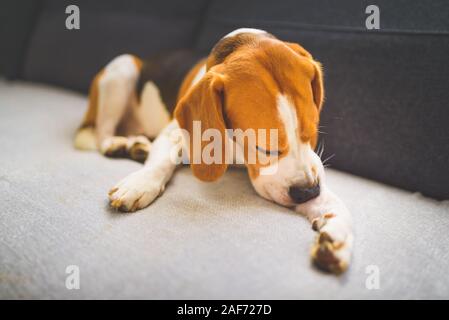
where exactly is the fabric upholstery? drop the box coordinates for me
[1,80,448,299]
[0,0,42,79]
[21,0,209,92]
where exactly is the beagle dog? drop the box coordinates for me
[74,28,353,274]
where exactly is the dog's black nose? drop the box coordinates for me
[288,183,320,204]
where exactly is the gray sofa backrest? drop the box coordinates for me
[7,0,209,92]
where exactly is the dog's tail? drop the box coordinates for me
[74,70,103,151]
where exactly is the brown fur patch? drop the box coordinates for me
[177,58,207,101]
[207,32,275,68]
[136,50,205,114]
[311,235,347,275]
[79,69,104,129]
[175,68,228,182]
[324,213,336,219]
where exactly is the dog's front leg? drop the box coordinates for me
[295,182,353,274]
[108,120,181,212]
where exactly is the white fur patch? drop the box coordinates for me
[191,64,206,87]
[96,54,140,143]
[277,95,299,158]
[137,81,171,138]
[104,54,138,78]
[276,94,318,184]
[74,127,96,150]
[224,28,267,38]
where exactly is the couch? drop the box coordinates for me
[1,0,448,299]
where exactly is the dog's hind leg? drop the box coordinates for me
[75,54,149,160]
[95,54,144,158]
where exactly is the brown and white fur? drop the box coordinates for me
[74,28,353,274]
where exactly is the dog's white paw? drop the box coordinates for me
[108,170,164,212]
[310,214,353,274]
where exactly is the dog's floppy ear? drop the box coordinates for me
[285,42,313,59]
[174,70,228,182]
[285,42,325,111]
[310,60,324,111]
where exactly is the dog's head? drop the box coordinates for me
[175,28,325,207]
